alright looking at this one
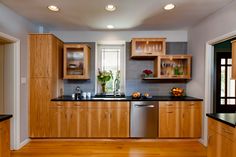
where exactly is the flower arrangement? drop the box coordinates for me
[97,69,113,93]
[143,69,153,78]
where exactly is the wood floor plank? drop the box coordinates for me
[11,140,207,157]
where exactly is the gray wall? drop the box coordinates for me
[0,4,38,143]
[187,0,236,145]
[64,42,187,96]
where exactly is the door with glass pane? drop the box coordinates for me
[215,52,236,113]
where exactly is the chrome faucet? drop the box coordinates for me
[113,71,120,96]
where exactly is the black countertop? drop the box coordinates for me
[206,113,236,128]
[0,115,12,122]
[51,95,203,101]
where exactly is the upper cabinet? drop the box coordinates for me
[63,44,90,79]
[155,55,192,79]
[131,38,166,59]
[231,40,236,79]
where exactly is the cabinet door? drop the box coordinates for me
[208,128,234,157]
[87,102,109,137]
[49,102,88,138]
[29,34,52,78]
[159,108,181,138]
[29,78,51,137]
[180,101,202,138]
[0,120,10,157]
[110,102,130,138]
[63,44,90,79]
[68,103,88,137]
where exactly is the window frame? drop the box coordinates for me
[95,41,126,95]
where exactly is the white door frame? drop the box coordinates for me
[0,32,20,150]
[204,30,236,146]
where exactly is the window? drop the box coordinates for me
[96,42,126,94]
[215,52,236,113]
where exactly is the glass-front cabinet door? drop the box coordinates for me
[156,55,191,79]
[63,44,90,79]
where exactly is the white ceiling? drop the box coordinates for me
[0,0,233,31]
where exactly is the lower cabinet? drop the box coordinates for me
[0,119,10,157]
[158,101,202,138]
[49,102,88,137]
[49,101,130,138]
[207,118,236,157]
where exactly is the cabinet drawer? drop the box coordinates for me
[50,102,88,109]
[208,118,235,141]
[159,101,201,109]
[159,101,179,109]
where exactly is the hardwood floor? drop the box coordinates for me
[11,140,206,157]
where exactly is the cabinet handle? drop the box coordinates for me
[167,112,173,113]
[135,105,155,108]
[168,104,173,106]
[146,53,153,54]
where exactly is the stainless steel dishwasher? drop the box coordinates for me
[130,101,158,138]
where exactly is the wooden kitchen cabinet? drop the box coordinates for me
[207,118,236,157]
[49,102,88,137]
[159,104,181,138]
[158,101,202,138]
[231,40,236,79]
[87,101,130,138]
[181,101,202,137]
[0,119,10,157]
[49,101,130,138]
[131,38,166,59]
[29,78,51,137]
[154,55,191,79]
[63,44,90,79]
[29,34,64,138]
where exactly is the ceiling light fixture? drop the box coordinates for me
[164,3,175,10]
[48,5,60,12]
[107,25,114,29]
[105,4,116,11]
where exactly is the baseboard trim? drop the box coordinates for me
[17,138,30,150]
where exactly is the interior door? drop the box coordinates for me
[215,52,236,113]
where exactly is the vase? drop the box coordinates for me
[144,74,153,78]
[101,83,106,94]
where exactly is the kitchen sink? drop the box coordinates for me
[91,94,127,100]
[91,97,127,100]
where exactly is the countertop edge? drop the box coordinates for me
[0,115,13,122]
[206,113,236,128]
[51,96,203,102]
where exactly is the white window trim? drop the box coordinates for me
[95,41,126,95]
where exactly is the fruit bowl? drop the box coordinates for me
[170,87,184,97]
[132,92,141,99]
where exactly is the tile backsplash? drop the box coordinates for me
[64,42,187,96]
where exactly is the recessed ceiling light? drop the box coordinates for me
[164,3,175,10]
[48,5,60,12]
[107,25,114,29]
[105,4,116,11]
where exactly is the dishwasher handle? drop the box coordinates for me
[134,104,155,108]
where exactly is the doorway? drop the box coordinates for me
[214,51,236,113]
[0,32,20,150]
